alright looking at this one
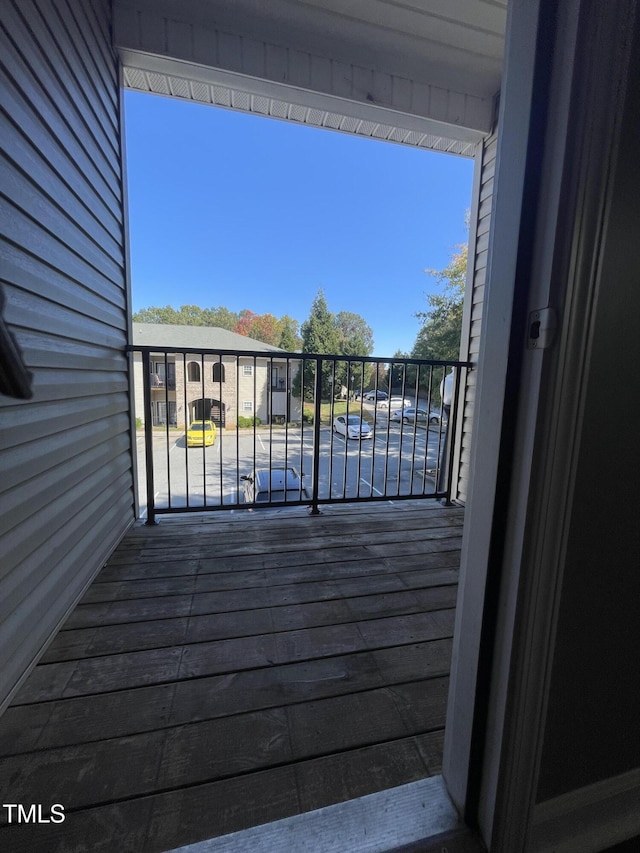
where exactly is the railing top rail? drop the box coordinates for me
[127,344,473,369]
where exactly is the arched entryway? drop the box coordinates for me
[190,397,225,427]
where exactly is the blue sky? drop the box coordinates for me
[124,90,474,358]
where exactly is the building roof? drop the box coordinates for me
[132,323,288,353]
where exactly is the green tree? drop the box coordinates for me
[411,242,468,362]
[301,290,339,353]
[202,306,239,330]
[278,315,301,351]
[296,292,376,400]
[298,290,340,400]
[334,311,374,357]
[132,304,239,329]
[132,305,182,324]
[385,351,410,395]
[332,311,374,395]
[178,304,209,325]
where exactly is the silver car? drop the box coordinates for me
[390,406,439,425]
[377,396,413,410]
[241,467,309,503]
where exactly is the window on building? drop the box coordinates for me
[213,362,225,382]
[187,361,200,382]
[151,360,175,388]
[242,363,253,377]
[151,361,165,387]
[153,401,177,426]
[243,400,253,412]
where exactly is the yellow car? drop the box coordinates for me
[186,420,216,447]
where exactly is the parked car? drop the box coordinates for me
[241,467,309,503]
[362,390,388,401]
[377,396,413,410]
[390,406,437,425]
[185,419,216,446]
[333,414,373,440]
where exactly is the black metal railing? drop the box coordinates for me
[129,345,471,523]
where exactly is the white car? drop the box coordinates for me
[377,396,413,410]
[333,414,373,440]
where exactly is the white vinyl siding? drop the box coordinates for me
[455,129,497,504]
[0,0,134,711]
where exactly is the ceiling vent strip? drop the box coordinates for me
[403,130,424,145]
[231,90,251,110]
[169,77,190,99]
[147,73,170,95]
[388,127,409,142]
[306,108,325,125]
[270,100,289,118]
[213,86,232,107]
[356,120,379,137]
[373,124,393,139]
[339,116,360,132]
[190,81,211,103]
[288,104,307,123]
[123,66,475,157]
[124,67,147,89]
[323,113,343,129]
[252,95,270,114]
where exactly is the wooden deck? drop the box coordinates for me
[0,501,464,852]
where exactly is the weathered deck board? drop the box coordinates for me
[41,586,457,665]
[83,555,461,599]
[1,679,449,812]
[14,609,455,703]
[0,640,453,757]
[0,501,463,852]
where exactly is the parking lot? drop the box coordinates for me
[137,412,448,515]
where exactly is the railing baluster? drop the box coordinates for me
[411,362,420,495]
[365,362,378,499]
[200,352,206,507]
[235,354,240,505]
[443,365,462,504]
[310,357,322,514]
[299,357,306,499]
[218,354,223,507]
[182,353,187,510]
[328,359,336,499]
[141,350,156,525]
[268,355,274,499]
[416,363,428,492]
[430,365,438,492]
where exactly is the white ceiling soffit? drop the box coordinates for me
[115,0,507,156]
[122,58,480,156]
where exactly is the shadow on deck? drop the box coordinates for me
[0,500,464,852]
